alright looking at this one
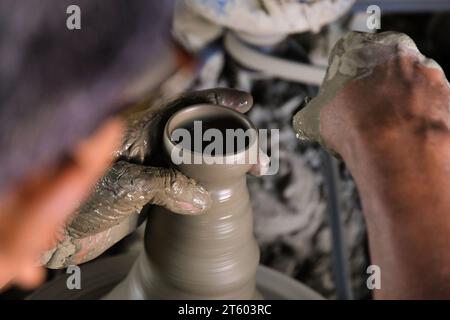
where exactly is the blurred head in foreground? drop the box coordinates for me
[0,0,175,289]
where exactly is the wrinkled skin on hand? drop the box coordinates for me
[43,88,255,268]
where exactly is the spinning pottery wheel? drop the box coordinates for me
[29,253,323,300]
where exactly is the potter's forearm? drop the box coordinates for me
[345,134,450,299]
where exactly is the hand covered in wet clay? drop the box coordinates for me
[293,31,450,162]
[294,31,450,299]
[43,88,255,268]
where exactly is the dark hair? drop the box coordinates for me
[0,0,173,191]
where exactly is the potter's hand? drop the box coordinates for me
[42,88,255,268]
[293,31,450,299]
[293,31,449,158]
[119,88,253,163]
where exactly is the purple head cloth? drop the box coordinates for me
[0,0,174,191]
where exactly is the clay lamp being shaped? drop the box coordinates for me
[108,104,261,299]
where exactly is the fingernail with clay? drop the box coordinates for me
[171,184,211,215]
[234,93,253,112]
[184,185,211,214]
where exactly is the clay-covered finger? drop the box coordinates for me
[197,87,254,113]
[292,96,321,143]
[147,167,211,215]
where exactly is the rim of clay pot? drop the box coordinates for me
[164,104,258,165]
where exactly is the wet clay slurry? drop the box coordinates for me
[106,104,261,299]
